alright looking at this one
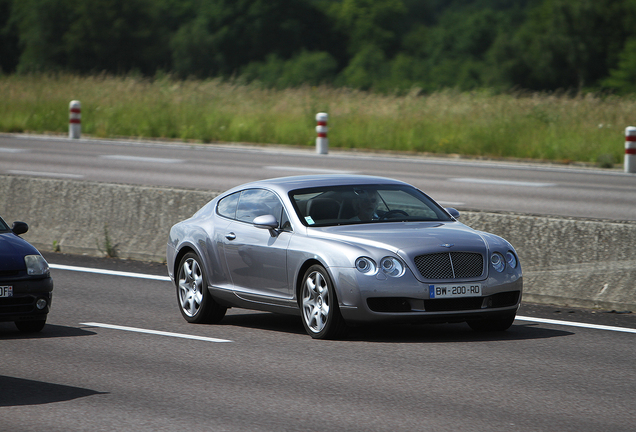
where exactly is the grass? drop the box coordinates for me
[0,73,632,165]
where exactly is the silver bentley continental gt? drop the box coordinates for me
[167,175,522,339]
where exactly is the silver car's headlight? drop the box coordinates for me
[25,254,50,276]
[490,252,505,273]
[505,251,518,269]
[355,257,377,275]
[380,257,405,277]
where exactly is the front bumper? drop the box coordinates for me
[0,276,54,323]
[335,266,522,324]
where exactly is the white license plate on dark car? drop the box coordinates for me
[429,283,481,299]
[0,286,13,297]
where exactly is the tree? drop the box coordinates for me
[63,0,167,74]
[498,0,636,91]
[171,0,333,78]
[338,45,388,90]
[240,51,337,88]
[0,0,19,73]
[398,5,517,91]
[11,0,74,73]
[603,38,636,93]
[326,0,407,56]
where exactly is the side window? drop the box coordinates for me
[236,189,284,224]
[217,192,240,219]
[280,208,292,232]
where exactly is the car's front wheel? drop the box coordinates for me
[467,313,516,332]
[176,252,226,324]
[300,265,346,339]
[15,319,46,333]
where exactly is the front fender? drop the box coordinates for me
[286,234,400,306]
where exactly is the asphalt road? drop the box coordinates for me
[2,253,635,431]
[2,134,635,221]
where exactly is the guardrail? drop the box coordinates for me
[1,174,634,311]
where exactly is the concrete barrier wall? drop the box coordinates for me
[460,212,636,311]
[0,175,218,261]
[2,174,634,311]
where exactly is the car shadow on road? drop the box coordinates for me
[218,312,573,342]
[345,322,573,343]
[0,323,97,339]
[0,375,107,407]
[221,312,307,335]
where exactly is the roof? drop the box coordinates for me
[230,174,408,194]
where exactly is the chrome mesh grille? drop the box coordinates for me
[414,252,483,279]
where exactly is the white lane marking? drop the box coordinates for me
[52,264,636,335]
[450,178,555,187]
[100,155,183,164]
[516,316,636,334]
[265,166,355,174]
[8,170,84,179]
[50,263,171,281]
[7,133,629,177]
[81,322,232,343]
[0,147,27,153]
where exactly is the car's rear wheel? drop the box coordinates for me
[467,313,516,332]
[300,265,346,339]
[15,319,46,333]
[176,252,226,324]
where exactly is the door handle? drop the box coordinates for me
[225,232,236,241]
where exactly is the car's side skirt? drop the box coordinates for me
[209,285,300,316]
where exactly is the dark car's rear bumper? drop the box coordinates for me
[0,276,53,323]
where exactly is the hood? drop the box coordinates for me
[0,232,40,271]
[310,222,488,257]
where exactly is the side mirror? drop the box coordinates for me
[445,208,460,220]
[12,221,29,235]
[253,214,279,230]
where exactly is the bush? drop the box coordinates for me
[241,51,337,88]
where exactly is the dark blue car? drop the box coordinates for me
[0,217,53,332]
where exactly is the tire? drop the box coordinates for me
[299,265,346,339]
[176,252,226,324]
[467,313,516,332]
[15,319,46,333]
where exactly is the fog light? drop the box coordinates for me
[36,299,48,310]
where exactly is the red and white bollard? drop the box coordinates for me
[69,100,81,139]
[625,126,636,173]
[316,112,328,154]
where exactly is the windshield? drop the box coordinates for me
[290,184,453,227]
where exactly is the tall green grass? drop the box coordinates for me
[1,74,632,165]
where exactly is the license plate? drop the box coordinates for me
[429,283,481,299]
[0,286,13,297]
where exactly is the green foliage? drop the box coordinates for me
[338,45,388,90]
[170,0,333,78]
[11,0,74,73]
[0,0,19,73]
[497,0,636,91]
[603,38,636,94]
[241,51,338,88]
[64,0,166,74]
[97,224,117,258]
[6,0,636,95]
[326,0,407,55]
[1,74,629,166]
